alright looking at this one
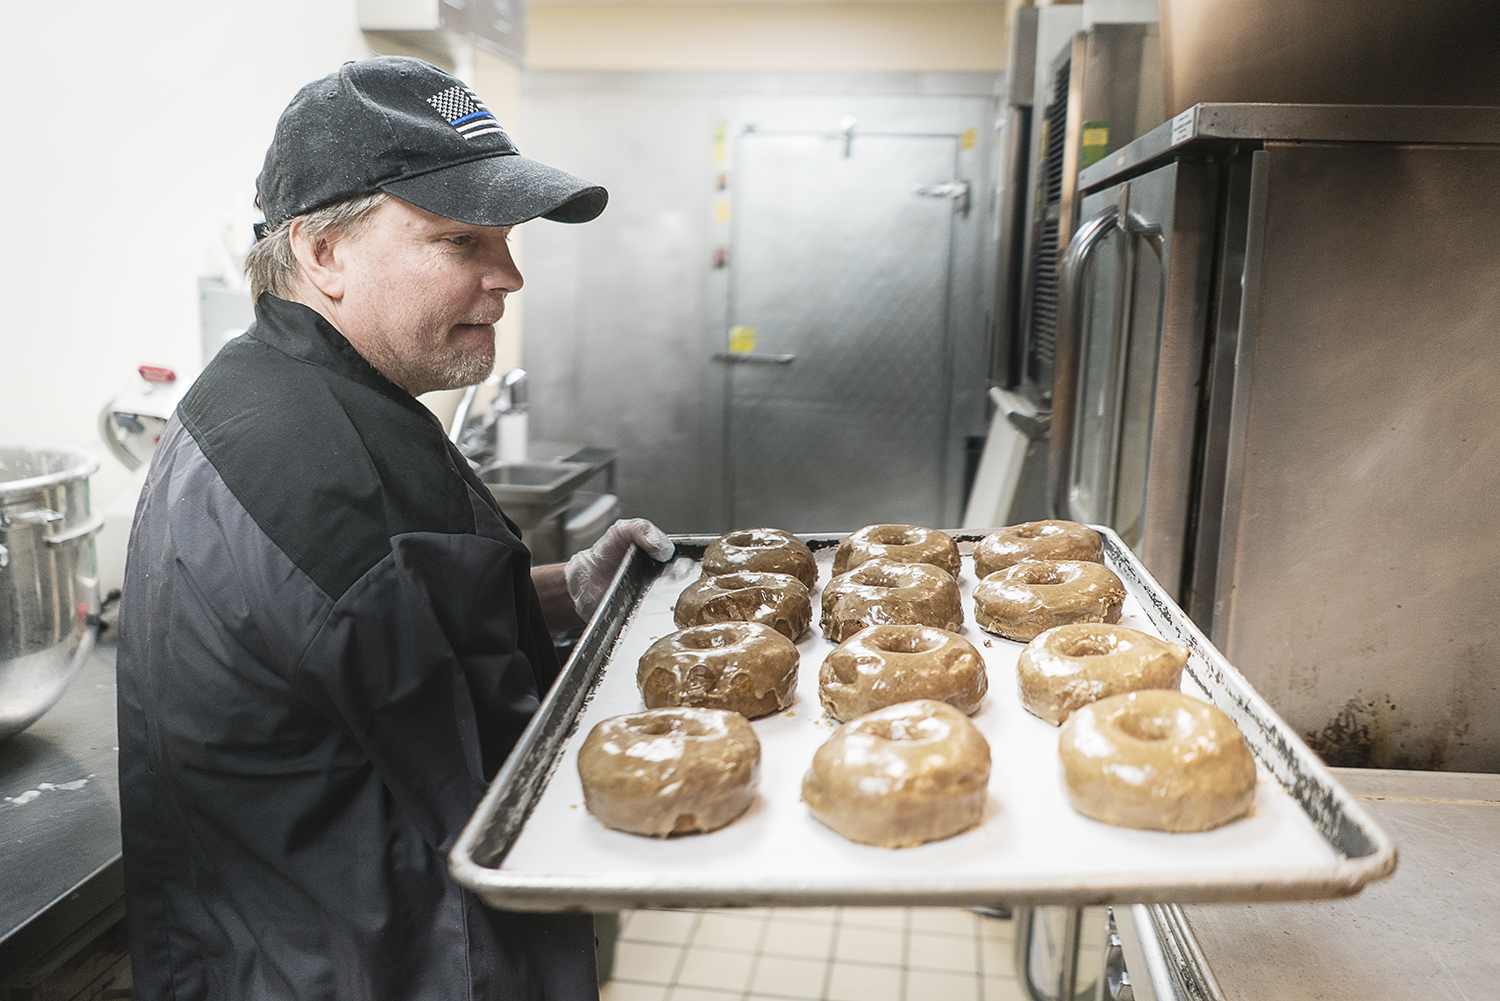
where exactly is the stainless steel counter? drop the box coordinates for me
[1124,767,1500,1000]
[0,631,123,977]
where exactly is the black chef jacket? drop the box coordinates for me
[116,295,596,1001]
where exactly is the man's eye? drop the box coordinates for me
[448,235,471,247]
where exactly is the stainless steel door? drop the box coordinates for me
[1054,160,1213,598]
[724,128,964,532]
[1068,200,1165,552]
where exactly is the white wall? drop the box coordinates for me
[0,0,1009,510]
[527,1,1010,72]
[0,1,379,503]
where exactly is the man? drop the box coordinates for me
[116,57,672,1000]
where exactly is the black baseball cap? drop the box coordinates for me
[257,56,606,230]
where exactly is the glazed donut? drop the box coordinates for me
[820,558,963,642]
[703,528,818,590]
[972,559,1126,642]
[1058,690,1256,833]
[802,699,991,848]
[820,625,986,722]
[832,524,961,578]
[1017,623,1188,725]
[638,622,799,719]
[674,571,812,640]
[974,520,1103,579]
[577,707,761,837]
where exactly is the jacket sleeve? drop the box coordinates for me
[292,528,552,854]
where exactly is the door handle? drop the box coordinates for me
[1048,204,1120,521]
[712,353,796,365]
[914,181,971,218]
[1125,211,1164,260]
[1060,206,1120,333]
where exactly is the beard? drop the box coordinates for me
[415,331,498,394]
[365,323,497,397]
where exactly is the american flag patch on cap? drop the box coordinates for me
[427,85,505,141]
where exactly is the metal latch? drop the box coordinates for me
[711,352,796,365]
[1007,411,1051,441]
[8,508,65,527]
[914,180,971,218]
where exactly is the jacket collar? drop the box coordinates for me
[248,294,444,429]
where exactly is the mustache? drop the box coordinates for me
[462,301,506,326]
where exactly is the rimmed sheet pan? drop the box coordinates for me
[451,529,1396,912]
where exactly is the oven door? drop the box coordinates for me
[1057,174,1167,554]
[1050,159,1212,599]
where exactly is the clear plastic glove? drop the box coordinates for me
[564,518,675,619]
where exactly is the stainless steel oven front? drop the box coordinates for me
[1048,159,1214,600]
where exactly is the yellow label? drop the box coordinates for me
[715,200,731,223]
[1082,126,1109,148]
[960,127,976,150]
[728,326,757,353]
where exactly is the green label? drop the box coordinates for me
[1080,120,1110,168]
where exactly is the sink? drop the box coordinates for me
[478,460,596,512]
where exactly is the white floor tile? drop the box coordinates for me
[1075,944,1105,989]
[626,910,701,945]
[833,925,905,967]
[839,907,910,931]
[601,981,670,1001]
[904,969,981,1001]
[612,941,684,985]
[602,903,1020,1001]
[676,946,756,993]
[825,961,902,1001]
[908,931,979,975]
[749,954,828,1000]
[761,915,837,959]
[980,976,1029,1001]
[977,936,1016,979]
[976,915,1015,943]
[693,911,769,951]
[669,988,741,1001]
[770,907,841,926]
[908,909,981,936]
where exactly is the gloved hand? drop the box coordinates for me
[564,518,675,620]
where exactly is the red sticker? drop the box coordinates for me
[139,365,177,384]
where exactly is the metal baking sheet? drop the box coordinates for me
[450,529,1396,912]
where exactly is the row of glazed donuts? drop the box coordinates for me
[580,696,993,849]
[973,523,1256,832]
[578,521,1257,846]
[583,615,991,843]
[680,520,1134,644]
[675,524,968,644]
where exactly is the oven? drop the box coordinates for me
[1050,103,1500,773]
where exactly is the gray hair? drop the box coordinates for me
[244,191,389,300]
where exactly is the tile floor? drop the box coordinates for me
[600,907,1030,1001]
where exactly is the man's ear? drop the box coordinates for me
[289,219,345,300]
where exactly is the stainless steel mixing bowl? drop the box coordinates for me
[0,445,103,742]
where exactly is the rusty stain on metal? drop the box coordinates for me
[1304,695,1455,771]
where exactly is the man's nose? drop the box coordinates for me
[483,244,524,293]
